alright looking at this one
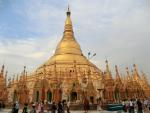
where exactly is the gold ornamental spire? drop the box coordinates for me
[55,5,82,55]
[65,5,72,25]
[1,64,4,76]
[105,60,112,79]
[133,64,140,80]
[126,67,131,81]
[106,60,109,72]
[115,65,120,80]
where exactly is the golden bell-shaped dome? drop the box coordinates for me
[36,6,101,77]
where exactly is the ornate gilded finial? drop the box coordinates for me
[105,60,112,79]
[133,64,140,79]
[1,64,4,74]
[66,3,71,16]
[2,64,4,69]
[68,4,70,12]
[115,65,119,76]
[105,59,108,64]
[105,59,109,72]
[115,65,121,81]
[126,67,129,75]
[115,65,118,71]
[24,66,26,72]
[133,64,137,72]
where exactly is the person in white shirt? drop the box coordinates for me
[129,99,134,113]
[66,101,70,113]
[15,101,19,113]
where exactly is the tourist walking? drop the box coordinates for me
[122,100,127,112]
[137,99,143,113]
[66,101,70,113]
[62,100,65,113]
[144,99,148,109]
[47,101,51,113]
[30,104,36,113]
[37,102,41,113]
[22,103,29,113]
[97,98,102,111]
[40,102,44,113]
[57,101,63,113]
[129,99,134,113]
[15,101,19,113]
[51,102,57,113]
[83,98,89,113]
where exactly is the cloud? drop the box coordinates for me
[70,0,150,80]
[11,0,65,35]
[0,35,59,76]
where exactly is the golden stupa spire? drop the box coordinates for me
[65,4,72,31]
[55,5,82,55]
[126,67,131,81]
[105,60,112,79]
[133,64,140,80]
[1,64,4,76]
[115,65,120,80]
[106,60,109,72]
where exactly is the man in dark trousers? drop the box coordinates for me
[137,99,143,113]
[51,102,57,113]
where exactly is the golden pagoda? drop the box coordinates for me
[132,64,144,98]
[9,6,102,104]
[124,67,134,99]
[6,6,150,105]
[103,60,115,103]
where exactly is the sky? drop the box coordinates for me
[0,0,150,81]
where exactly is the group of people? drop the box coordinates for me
[45,101,70,113]
[10,99,90,113]
[10,98,150,113]
[122,98,150,113]
[40,100,71,113]
[11,100,70,113]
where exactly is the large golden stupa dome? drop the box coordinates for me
[32,7,102,85]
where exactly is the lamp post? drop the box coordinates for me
[88,52,96,60]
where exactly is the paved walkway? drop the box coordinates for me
[1,109,150,113]
[0,109,118,113]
